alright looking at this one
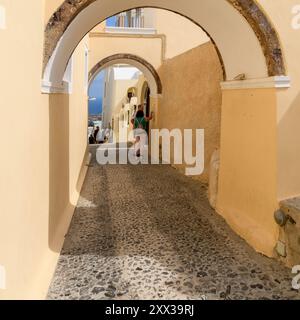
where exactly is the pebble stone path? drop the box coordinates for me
[48,146,300,300]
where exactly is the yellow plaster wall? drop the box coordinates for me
[0,1,89,299]
[154,9,210,59]
[44,0,63,22]
[216,88,278,257]
[89,34,163,70]
[157,42,223,183]
[257,0,300,201]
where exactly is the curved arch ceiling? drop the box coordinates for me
[43,0,285,89]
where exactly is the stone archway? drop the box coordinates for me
[43,0,285,88]
[88,54,162,96]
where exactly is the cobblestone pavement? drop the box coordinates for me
[48,146,300,300]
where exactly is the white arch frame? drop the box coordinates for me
[42,0,286,94]
[88,56,162,98]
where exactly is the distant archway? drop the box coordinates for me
[89,54,162,96]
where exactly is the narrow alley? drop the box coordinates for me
[47,146,299,300]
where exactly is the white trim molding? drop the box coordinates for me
[221,76,291,90]
[42,56,74,94]
[41,80,72,94]
[105,26,156,35]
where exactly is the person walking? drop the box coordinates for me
[96,128,105,144]
[133,108,153,157]
[93,126,100,144]
[130,105,143,127]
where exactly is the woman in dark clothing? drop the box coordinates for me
[133,109,153,157]
[93,126,100,143]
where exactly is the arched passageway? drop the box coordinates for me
[43,1,290,259]
[43,0,286,91]
[4,0,300,301]
[89,54,162,96]
[88,56,161,142]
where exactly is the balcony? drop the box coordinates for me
[105,26,156,35]
[106,9,156,35]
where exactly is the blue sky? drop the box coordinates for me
[88,71,105,115]
[106,16,117,27]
